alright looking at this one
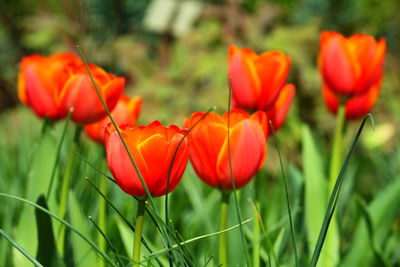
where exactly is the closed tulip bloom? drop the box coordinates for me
[319,31,386,119]
[18,53,80,120]
[59,63,125,124]
[184,109,267,190]
[84,95,142,144]
[228,45,295,131]
[105,121,189,197]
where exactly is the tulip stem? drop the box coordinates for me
[98,158,108,267]
[329,105,346,191]
[326,104,346,266]
[133,199,146,267]
[219,192,230,267]
[252,201,261,267]
[57,125,82,255]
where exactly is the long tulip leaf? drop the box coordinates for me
[309,114,374,267]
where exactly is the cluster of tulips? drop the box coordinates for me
[18,31,385,266]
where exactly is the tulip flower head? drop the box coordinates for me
[84,95,142,144]
[185,109,267,190]
[18,52,125,124]
[319,31,386,119]
[18,53,80,120]
[105,121,189,197]
[228,45,295,132]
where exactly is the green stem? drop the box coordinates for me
[252,201,260,267]
[57,125,82,255]
[325,104,346,267]
[133,199,146,267]
[98,159,108,267]
[219,192,230,267]
[329,105,346,191]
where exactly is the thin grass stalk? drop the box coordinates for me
[76,46,155,208]
[249,188,279,266]
[309,114,374,267]
[252,202,261,267]
[133,199,146,266]
[0,193,117,266]
[88,216,124,266]
[227,80,250,266]
[46,109,72,199]
[57,125,82,255]
[163,107,214,265]
[0,229,43,267]
[269,121,298,267]
[219,192,230,267]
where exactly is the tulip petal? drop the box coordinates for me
[265,83,295,133]
[229,45,261,109]
[320,33,360,94]
[256,51,291,109]
[216,119,266,189]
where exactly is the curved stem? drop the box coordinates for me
[219,192,230,267]
[133,199,146,267]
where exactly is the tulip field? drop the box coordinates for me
[1,1,400,267]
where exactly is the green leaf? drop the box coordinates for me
[302,125,332,267]
[35,195,61,267]
[340,177,400,267]
[13,128,58,266]
[69,191,98,266]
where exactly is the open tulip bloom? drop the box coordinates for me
[228,45,296,132]
[18,52,125,125]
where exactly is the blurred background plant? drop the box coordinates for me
[0,0,399,266]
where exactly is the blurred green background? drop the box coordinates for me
[0,0,399,266]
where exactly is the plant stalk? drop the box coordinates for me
[133,199,146,267]
[98,158,108,267]
[252,201,261,267]
[57,125,82,255]
[219,192,230,267]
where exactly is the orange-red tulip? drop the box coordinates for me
[18,53,80,120]
[18,52,125,124]
[184,109,267,190]
[228,45,295,131]
[59,63,125,124]
[105,121,189,197]
[319,31,386,119]
[84,95,142,144]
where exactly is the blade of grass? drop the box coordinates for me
[269,121,298,267]
[0,229,43,267]
[74,151,116,184]
[227,80,250,266]
[46,109,72,199]
[88,216,125,266]
[309,114,374,267]
[164,106,215,266]
[0,193,117,267]
[76,45,155,207]
[148,218,253,260]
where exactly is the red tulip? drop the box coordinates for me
[59,63,125,124]
[18,52,125,124]
[105,121,189,197]
[319,31,386,119]
[84,95,142,144]
[18,53,80,120]
[184,109,267,190]
[228,45,295,131]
